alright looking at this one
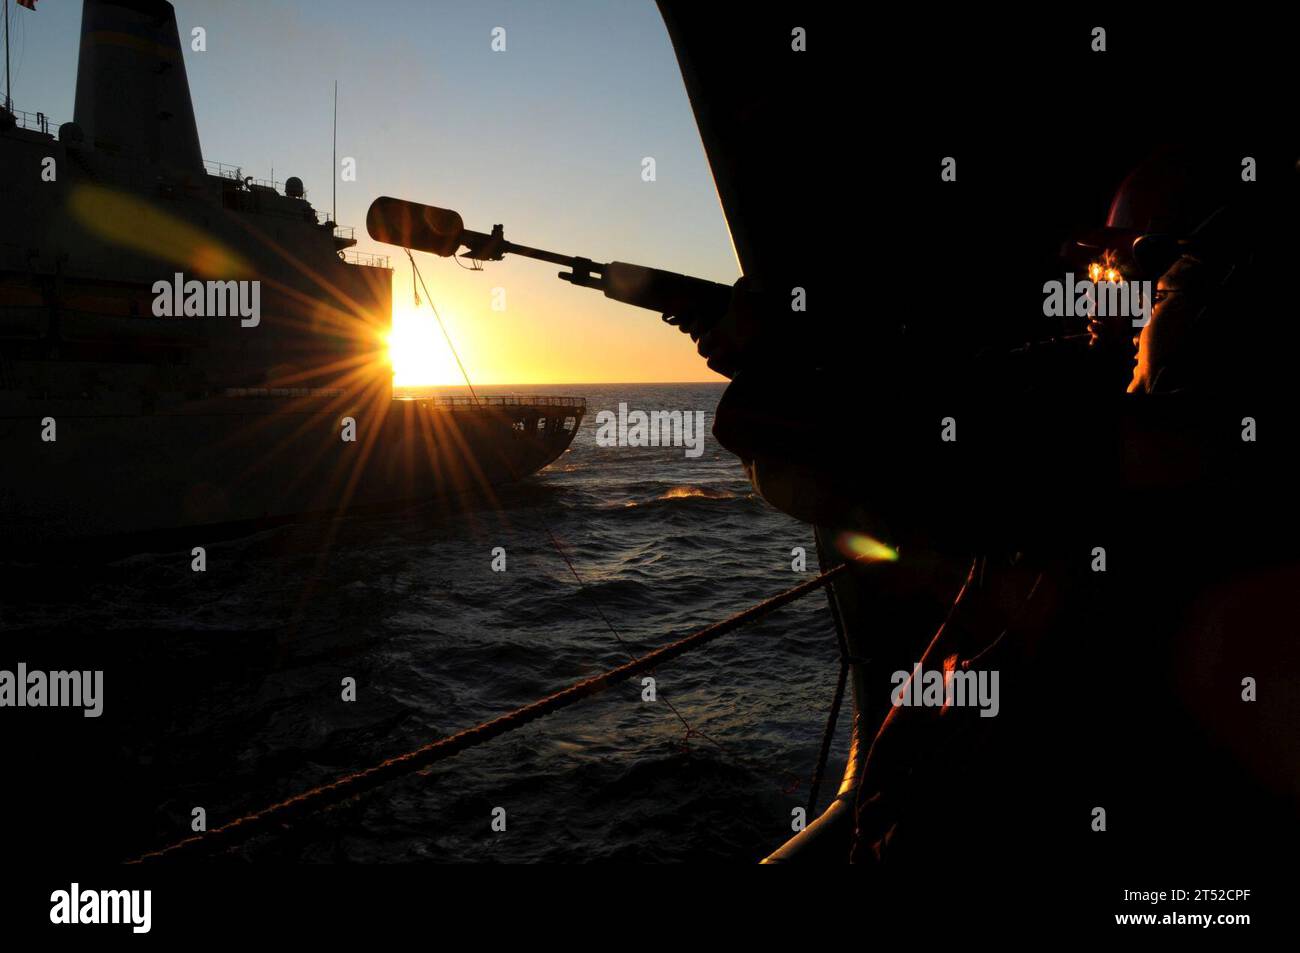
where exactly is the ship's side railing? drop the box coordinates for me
[202,159,281,192]
[214,391,587,408]
[6,108,58,136]
[400,395,587,409]
[339,250,390,269]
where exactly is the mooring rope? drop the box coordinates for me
[806,660,849,816]
[128,562,850,862]
[805,534,855,816]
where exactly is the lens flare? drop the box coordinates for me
[834,531,899,564]
[67,183,254,277]
[1087,249,1124,285]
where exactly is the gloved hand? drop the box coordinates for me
[662,275,767,379]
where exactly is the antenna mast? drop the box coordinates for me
[331,80,337,224]
[4,0,12,113]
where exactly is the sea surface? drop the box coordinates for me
[3,383,848,863]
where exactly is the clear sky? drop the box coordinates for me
[6,0,736,384]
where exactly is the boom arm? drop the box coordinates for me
[367,196,734,321]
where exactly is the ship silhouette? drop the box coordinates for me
[0,0,583,555]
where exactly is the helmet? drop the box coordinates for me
[1064,146,1245,280]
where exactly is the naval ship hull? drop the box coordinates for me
[0,394,583,555]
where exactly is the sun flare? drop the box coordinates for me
[386,306,466,387]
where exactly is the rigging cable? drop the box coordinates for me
[804,531,855,816]
[404,248,478,404]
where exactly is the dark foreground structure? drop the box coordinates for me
[654,4,1300,895]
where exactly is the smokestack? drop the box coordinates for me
[73,0,203,174]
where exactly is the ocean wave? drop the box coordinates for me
[658,485,736,501]
[615,484,750,509]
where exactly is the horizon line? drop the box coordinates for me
[394,380,729,387]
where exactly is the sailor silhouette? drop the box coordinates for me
[665,144,1300,873]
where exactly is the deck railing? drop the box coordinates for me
[5,108,57,135]
[340,250,390,269]
[203,159,281,192]
[218,391,585,409]
[398,395,587,409]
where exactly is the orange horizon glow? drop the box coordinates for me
[383,277,731,387]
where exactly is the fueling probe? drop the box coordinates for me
[366,196,735,327]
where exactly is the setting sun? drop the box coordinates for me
[386,305,467,387]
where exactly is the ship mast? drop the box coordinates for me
[4,0,11,113]
[331,80,338,224]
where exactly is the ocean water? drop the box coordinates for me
[3,383,848,863]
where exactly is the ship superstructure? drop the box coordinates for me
[0,0,582,552]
